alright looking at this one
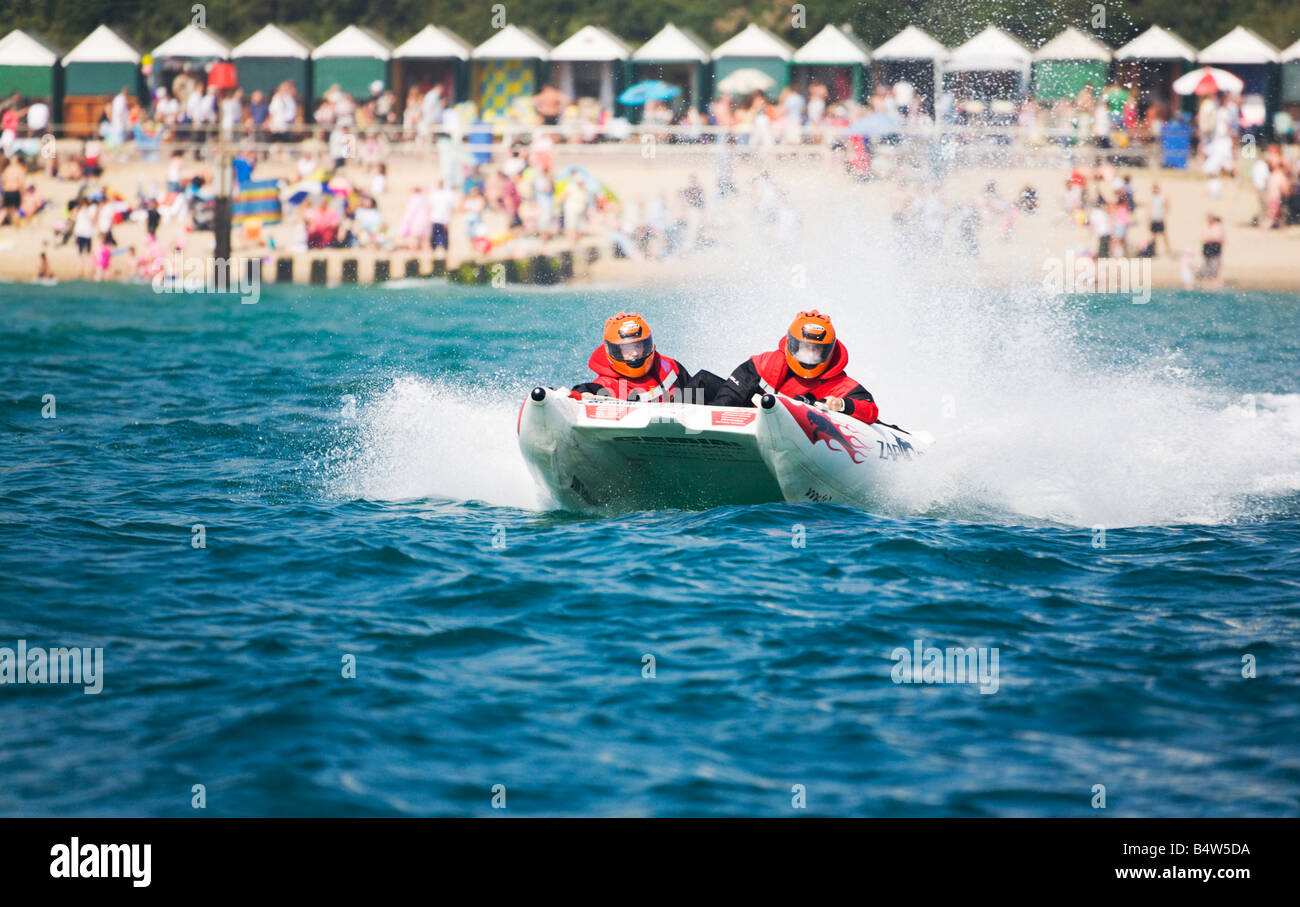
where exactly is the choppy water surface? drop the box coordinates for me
[1,278,1297,816]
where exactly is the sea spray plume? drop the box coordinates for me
[325,375,544,510]
[651,153,1300,526]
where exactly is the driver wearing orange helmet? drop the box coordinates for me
[571,312,719,403]
[711,310,879,424]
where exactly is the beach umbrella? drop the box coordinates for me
[716,67,776,95]
[284,179,328,205]
[1172,66,1245,96]
[555,165,617,202]
[618,80,681,106]
[849,112,900,139]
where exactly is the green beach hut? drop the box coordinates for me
[1283,39,1300,111]
[712,24,793,100]
[232,25,314,102]
[311,25,393,100]
[1033,27,1112,103]
[61,25,142,135]
[0,29,60,102]
[630,23,712,112]
[471,25,552,121]
[791,24,870,103]
[63,26,141,98]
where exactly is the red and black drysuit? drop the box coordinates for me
[570,347,728,403]
[708,339,879,424]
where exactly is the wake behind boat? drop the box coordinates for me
[517,387,931,511]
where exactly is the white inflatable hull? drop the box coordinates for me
[517,388,928,511]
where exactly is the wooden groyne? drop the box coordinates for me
[257,245,610,288]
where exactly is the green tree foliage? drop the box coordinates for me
[1,0,1294,55]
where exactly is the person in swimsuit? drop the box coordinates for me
[1197,214,1225,289]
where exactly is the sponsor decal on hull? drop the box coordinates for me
[584,404,635,421]
[711,410,757,427]
[779,398,870,464]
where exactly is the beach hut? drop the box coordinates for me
[470,25,551,121]
[1033,27,1111,102]
[63,26,141,97]
[550,25,631,110]
[1113,25,1197,115]
[311,26,392,100]
[1283,39,1300,115]
[231,25,314,102]
[791,24,870,103]
[712,24,794,100]
[0,29,60,103]
[630,23,712,111]
[392,26,472,104]
[943,26,1033,103]
[871,26,947,115]
[150,24,231,96]
[1197,25,1282,130]
[61,25,142,136]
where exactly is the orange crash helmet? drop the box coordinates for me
[785,310,837,378]
[603,312,656,378]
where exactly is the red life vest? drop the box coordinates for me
[572,346,681,401]
[751,338,878,423]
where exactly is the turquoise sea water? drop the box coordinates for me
[1,279,1298,816]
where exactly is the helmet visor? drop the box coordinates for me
[787,333,833,368]
[606,336,654,369]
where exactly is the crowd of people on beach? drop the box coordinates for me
[2,67,1299,289]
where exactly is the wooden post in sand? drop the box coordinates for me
[213,142,232,262]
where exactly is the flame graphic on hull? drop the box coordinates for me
[779,398,870,464]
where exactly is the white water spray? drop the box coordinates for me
[326,165,1300,527]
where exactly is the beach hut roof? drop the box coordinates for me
[712,24,794,61]
[0,29,61,66]
[393,25,472,60]
[63,25,140,64]
[1197,25,1281,65]
[1114,25,1197,61]
[945,26,1032,71]
[550,25,631,62]
[632,23,711,63]
[312,25,393,60]
[1283,38,1300,63]
[793,24,870,65]
[151,24,232,59]
[232,24,315,60]
[1035,26,1111,62]
[872,25,946,61]
[472,24,551,60]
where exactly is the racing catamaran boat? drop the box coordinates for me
[517,387,931,511]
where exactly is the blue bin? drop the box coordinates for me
[1160,120,1191,170]
[467,121,494,167]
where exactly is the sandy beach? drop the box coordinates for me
[3,140,1298,292]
